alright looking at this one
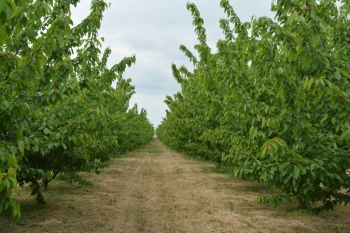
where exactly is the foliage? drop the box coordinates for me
[157,0,350,214]
[0,0,153,218]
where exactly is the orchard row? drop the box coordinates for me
[157,0,350,214]
[0,0,153,218]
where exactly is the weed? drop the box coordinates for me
[162,204,172,213]
[224,201,235,211]
[246,221,255,229]
[239,184,275,194]
[174,167,182,174]
[163,221,173,231]
[135,210,147,230]
[134,192,144,199]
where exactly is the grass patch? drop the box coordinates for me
[173,167,183,174]
[238,183,276,194]
[163,221,173,231]
[133,192,144,199]
[147,149,162,154]
[135,208,147,231]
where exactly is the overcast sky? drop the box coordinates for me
[70,0,275,127]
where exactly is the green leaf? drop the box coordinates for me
[79,134,84,143]
[10,146,16,154]
[291,11,298,21]
[4,0,16,19]
[44,128,50,135]
[7,167,16,177]
[297,164,306,175]
[331,117,336,124]
[0,25,6,44]
[334,71,341,80]
[17,141,24,155]
[0,1,5,13]
[320,114,328,124]
[11,202,20,218]
[7,154,17,169]
[292,165,300,178]
[262,117,266,128]
[279,162,290,171]
[34,138,40,146]
[1,100,9,110]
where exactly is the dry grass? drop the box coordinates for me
[1,138,350,233]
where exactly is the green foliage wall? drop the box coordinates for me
[158,0,350,213]
[0,0,154,217]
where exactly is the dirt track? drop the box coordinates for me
[2,138,350,233]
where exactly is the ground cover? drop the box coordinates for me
[1,138,349,233]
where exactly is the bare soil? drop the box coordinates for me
[1,138,350,233]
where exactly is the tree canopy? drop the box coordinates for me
[158,0,350,214]
[0,0,154,218]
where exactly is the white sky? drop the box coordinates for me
[70,0,275,127]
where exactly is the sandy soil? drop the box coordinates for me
[1,138,350,233]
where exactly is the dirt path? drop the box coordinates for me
[2,138,350,233]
